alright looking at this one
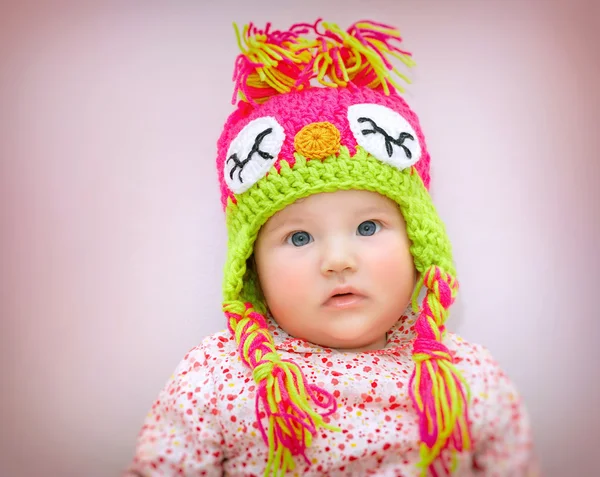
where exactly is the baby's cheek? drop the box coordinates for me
[265,254,313,302]
[264,258,316,329]
[283,265,314,299]
[369,240,414,280]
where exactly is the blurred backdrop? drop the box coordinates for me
[1,1,598,476]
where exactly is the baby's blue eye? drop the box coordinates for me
[288,231,313,247]
[357,220,380,236]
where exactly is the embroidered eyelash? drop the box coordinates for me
[358,117,415,158]
[227,128,274,182]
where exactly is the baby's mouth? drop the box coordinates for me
[323,292,366,309]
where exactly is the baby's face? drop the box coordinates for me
[254,189,416,352]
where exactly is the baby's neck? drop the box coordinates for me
[334,334,388,352]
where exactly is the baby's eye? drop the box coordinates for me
[357,220,381,236]
[287,231,313,247]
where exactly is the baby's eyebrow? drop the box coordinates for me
[356,205,389,215]
[264,217,308,235]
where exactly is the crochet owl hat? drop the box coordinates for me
[216,19,471,477]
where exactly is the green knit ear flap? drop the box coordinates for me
[221,250,266,315]
[240,259,267,315]
[395,170,455,277]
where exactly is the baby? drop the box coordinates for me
[126,19,538,477]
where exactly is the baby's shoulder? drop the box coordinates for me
[443,332,501,378]
[198,328,237,352]
[171,329,239,374]
[444,332,491,355]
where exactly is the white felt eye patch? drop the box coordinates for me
[224,116,285,194]
[348,103,421,170]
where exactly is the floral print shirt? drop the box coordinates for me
[125,308,539,476]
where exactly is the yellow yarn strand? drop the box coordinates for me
[233,22,311,96]
[413,360,424,411]
[353,21,416,71]
[318,21,414,93]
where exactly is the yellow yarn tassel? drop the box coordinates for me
[225,302,339,476]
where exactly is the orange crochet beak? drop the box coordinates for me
[294,121,341,159]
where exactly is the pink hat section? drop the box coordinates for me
[215,87,431,210]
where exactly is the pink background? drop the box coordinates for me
[1,1,598,476]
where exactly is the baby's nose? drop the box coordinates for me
[294,121,341,159]
[321,241,357,276]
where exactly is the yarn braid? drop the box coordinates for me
[409,266,471,476]
[223,300,338,477]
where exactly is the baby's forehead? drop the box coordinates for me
[264,190,401,226]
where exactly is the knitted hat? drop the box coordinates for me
[216,19,471,476]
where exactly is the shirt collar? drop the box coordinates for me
[267,303,418,355]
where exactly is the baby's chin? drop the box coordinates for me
[306,317,391,351]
